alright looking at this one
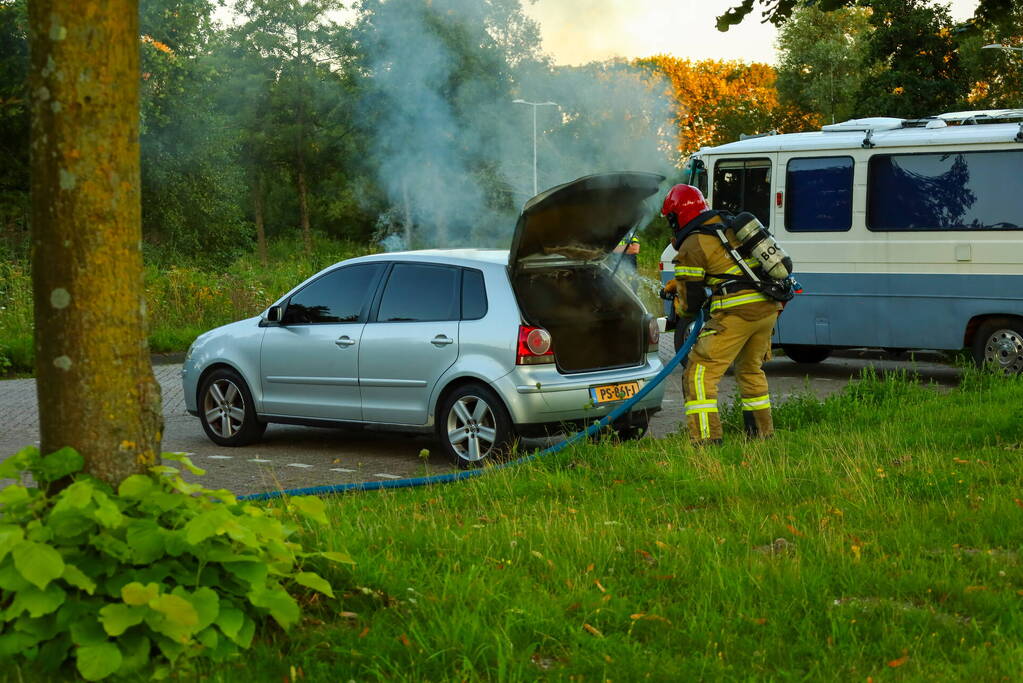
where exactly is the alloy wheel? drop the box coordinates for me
[203,378,246,439]
[446,395,498,463]
[983,328,1023,375]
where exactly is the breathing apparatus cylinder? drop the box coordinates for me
[730,212,793,280]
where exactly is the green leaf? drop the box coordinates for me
[215,606,244,641]
[223,561,268,587]
[54,480,95,510]
[290,496,328,525]
[183,508,232,545]
[92,493,124,529]
[125,519,165,564]
[0,562,31,591]
[76,642,122,681]
[146,594,200,641]
[175,586,219,631]
[90,532,132,562]
[321,550,356,565]
[117,474,155,499]
[0,446,39,479]
[0,524,26,562]
[69,616,108,647]
[37,447,84,482]
[196,625,218,650]
[293,571,334,598]
[6,583,66,618]
[99,603,146,637]
[12,540,65,589]
[0,485,30,505]
[121,582,160,606]
[61,563,96,594]
[248,586,299,629]
[0,631,40,657]
[116,633,150,674]
[162,452,206,476]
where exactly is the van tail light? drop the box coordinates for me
[647,317,660,351]
[517,325,555,365]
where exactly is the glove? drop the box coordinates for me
[659,288,676,300]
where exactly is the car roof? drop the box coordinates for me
[344,248,510,269]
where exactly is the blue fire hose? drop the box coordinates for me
[239,310,706,502]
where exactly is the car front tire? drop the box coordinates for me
[198,368,266,447]
[438,384,514,468]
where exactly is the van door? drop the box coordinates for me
[710,157,775,229]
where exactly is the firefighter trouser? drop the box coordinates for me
[682,311,776,443]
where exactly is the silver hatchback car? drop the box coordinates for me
[182,172,667,466]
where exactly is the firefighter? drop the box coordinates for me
[660,184,781,444]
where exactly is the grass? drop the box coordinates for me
[180,368,1023,681]
[0,236,371,374]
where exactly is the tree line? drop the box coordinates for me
[1,0,1020,268]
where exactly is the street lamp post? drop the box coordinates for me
[513,99,558,195]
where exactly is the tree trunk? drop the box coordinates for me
[28,0,163,486]
[254,175,267,267]
[296,161,311,254]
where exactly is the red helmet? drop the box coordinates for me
[661,184,708,228]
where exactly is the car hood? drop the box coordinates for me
[508,171,665,273]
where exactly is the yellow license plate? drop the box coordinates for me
[590,381,640,404]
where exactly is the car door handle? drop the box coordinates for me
[335,336,356,348]
[431,335,454,347]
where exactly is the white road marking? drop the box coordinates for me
[286,463,313,469]
[207,455,233,460]
[373,473,402,479]
[330,467,356,473]
[249,458,272,463]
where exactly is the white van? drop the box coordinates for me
[659,110,1023,374]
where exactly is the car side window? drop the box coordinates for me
[376,263,460,322]
[283,264,382,324]
[461,269,487,320]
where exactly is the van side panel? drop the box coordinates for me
[778,273,1023,349]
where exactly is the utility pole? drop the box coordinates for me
[512,99,558,196]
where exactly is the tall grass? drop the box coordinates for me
[195,369,1023,681]
[0,236,372,373]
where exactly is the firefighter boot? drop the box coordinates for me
[743,408,774,439]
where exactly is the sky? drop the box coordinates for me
[523,0,982,66]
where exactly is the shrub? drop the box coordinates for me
[0,447,351,680]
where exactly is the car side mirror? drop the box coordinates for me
[266,305,283,324]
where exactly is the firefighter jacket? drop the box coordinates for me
[670,214,781,322]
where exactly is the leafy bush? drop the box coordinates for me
[0,447,350,680]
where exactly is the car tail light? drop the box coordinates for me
[647,317,660,351]
[517,325,554,365]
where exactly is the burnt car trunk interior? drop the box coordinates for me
[514,265,645,373]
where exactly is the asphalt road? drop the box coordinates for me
[0,338,962,495]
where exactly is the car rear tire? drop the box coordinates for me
[972,318,1023,375]
[198,368,266,447]
[438,384,515,468]
[782,344,832,364]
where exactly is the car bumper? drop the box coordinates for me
[492,352,666,427]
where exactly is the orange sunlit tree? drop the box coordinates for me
[638,56,819,162]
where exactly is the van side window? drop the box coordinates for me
[868,150,1023,231]
[713,159,771,226]
[785,156,854,232]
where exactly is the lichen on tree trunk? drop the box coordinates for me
[28,0,163,486]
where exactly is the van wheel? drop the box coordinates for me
[199,368,266,446]
[438,384,515,468]
[972,318,1023,375]
[782,344,831,364]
